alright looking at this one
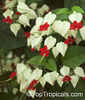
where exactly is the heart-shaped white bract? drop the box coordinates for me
[56,42,67,56]
[10,23,21,36]
[52,20,70,37]
[74,67,85,77]
[30,3,38,10]
[37,4,50,16]
[3,9,14,18]
[40,71,59,87]
[52,47,59,58]
[28,89,36,98]
[80,26,85,40]
[60,66,70,76]
[69,11,83,23]
[44,36,56,49]
[57,76,64,87]
[19,14,30,27]
[71,75,79,88]
[17,2,30,13]
[20,81,28,93]
[30,12,56,36]
[27,34,43,50]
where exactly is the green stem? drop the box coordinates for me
[39,55,45,64]
[0,78,11,83]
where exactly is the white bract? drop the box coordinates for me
[30,12,56,36]
[3,9,14,18]
[10,23,21,36]
[44,36,56,49]
[40,71,59,87]
[80,26,85,40]
[56,42,67,56]
[57,66,79,88]
[30,3,38,10]
[19,14,30,27]
[37,4,50,16]
[69,11,83,23]
[74,67,85,77]
[52,42,67,57]
[17,2,37,27]
[52,20,70,37]
[27,34,43,50]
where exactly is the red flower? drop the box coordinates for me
[31,48,35,52]
[24,32,31,38]
[11,63,15,68]
[70,21,83,30]
[2,16,14,24]
[2,4,5,7]
[10,71,17,79]
[82,77,85,80]
[27,79,38,91]
[64,36,76,44]
[16,12,21,15]
[39,22,50,31]
[62,75,72,82]
[40,45,49,57]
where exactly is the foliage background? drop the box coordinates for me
[0,0,85,100]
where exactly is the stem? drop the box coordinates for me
[39,55,45,64]
[0,78,11,83]
[20,94,25,100]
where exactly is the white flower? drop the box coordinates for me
[57,66,70,87]
[80,26,85,40]
[64,30,77,39]
[25,9,37,19]
[12,88,18,95]
[52,47,59,58]
[3,9,14,18]
[57,66,79,88]
[10,23,21,36]
[30,12,56,36]
[30,3,38,10]
[19,14,30,27]
[69,11,82,23]
[44,36,56,49]
[16,63,27,83]
[17,2,30,13]
[20,81,28,93]
[71,75,79,88]
[74,67,85,77]
[31,68,43,81]
[52,20,70,37]
[28,90,36,98]
[40,71,59,87]
[5,0,17,9]
[56,42,67,56]
[27,34,43,50]
[37,4,50,16]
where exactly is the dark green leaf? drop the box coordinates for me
[62,46,85,68]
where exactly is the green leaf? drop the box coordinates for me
[72,6,84,13]
[28,55,45,66]
[57,14,69,21]
[45,58,57,71]
[0,15,27,49]
[28,55,57,71]
[56,8,69,15]
[62,46,85,68]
